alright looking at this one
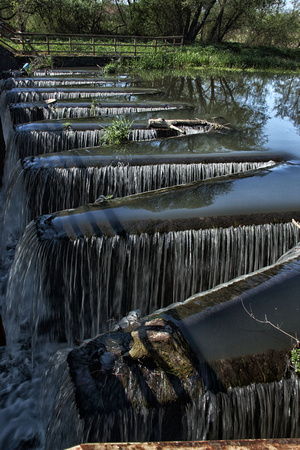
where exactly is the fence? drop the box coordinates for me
[0,22,183,57]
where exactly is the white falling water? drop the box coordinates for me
[5,222,299,346]
[184,375,300,441]
[3,161,276,240]
[43,337,300,448]
[10,104,179,124]
[6,90,151,103]
[4,79,123,88]
[4,130,101,180]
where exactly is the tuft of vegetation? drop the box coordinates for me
[100,116,133,146]
[26,54,53,75]
[291,346,300,373]
[103,60,120,75]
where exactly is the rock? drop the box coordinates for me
[129,318,196,380]
[67,318,201,415]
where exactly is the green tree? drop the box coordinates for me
[125,0,292,44]
[246,5,300,47]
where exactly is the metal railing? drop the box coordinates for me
[0,22,183,56]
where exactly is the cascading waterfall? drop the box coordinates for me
[5,222,299,345]
[9,103,181,124]
[1,78,133,89]
[44,367,300,447]
[42,244,300,449]
[4,88,161,104]
[184,376,300,441]
[5,127,172,180]
[6,124,207,183]
[3,160,276,236]
[1,69,300,450]
[129,128,158,141]
[4,130,101,180]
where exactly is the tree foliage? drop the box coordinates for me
[0,0,299,47]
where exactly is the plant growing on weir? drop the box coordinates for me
[26,55,53,76]
[90,99,98,117]
[62,122,72,131]
[100,116,133,145]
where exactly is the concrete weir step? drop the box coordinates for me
[66,439,300,449]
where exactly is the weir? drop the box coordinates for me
[0,77,136,90]
[3,119,233,182]
[4,158,273,232]
[9,101,190,124]
[43,246,300,448]
[28,163,300,238]
[5,163,300,342]
[2,86,162,104]
[0,69,300,450]
[5,221,299,344]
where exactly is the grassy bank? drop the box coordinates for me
[4,37,299,73]
[109,42,300,73]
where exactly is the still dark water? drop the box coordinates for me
[0,69,299,450]
[115,71,300,158]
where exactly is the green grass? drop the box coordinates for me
[124,43,300,72]
[100,116,133,146]
[2,35,299,72]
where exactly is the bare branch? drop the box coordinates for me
[241,299,300,345]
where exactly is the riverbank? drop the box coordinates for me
[121,42,300,73]
[1,42,299,76]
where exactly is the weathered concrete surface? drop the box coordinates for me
[0,44,119,76]
[66,439,300,449]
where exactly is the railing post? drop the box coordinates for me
[114,37,117,53]
[164,38,167,52]
[173,38,176,52]
[134,38,136,56]
[154,39,157,54]
[69,36,72,55]
[46,35,50,55]
[92,37,95,56]
[181,36,184,48]
[20,34,25,52]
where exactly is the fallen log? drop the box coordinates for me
[148,117,233,134]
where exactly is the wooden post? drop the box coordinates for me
[46,35,50,55]
[154,39,157,54]
[134,38,136,56]
[21,34,25,52]
[114,37,117,53]
[173,38,176,52]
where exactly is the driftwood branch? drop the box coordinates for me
[241,299,300,345]
[292,218,300,229]
[148,117,231,134]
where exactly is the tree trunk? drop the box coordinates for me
[184,0,217,43]
[208,6,224,42]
